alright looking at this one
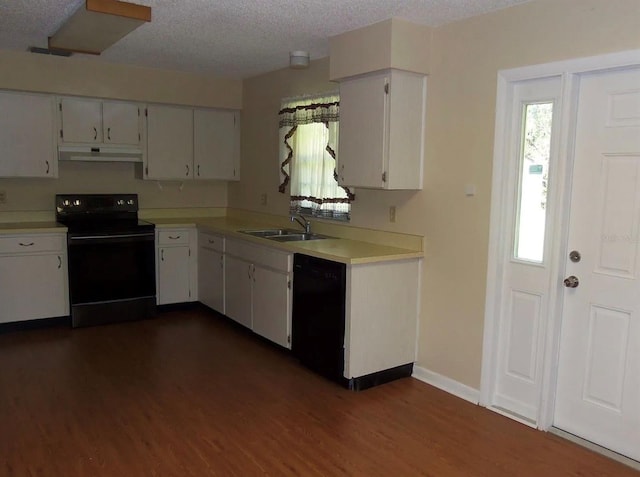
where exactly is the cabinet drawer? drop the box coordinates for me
[226,239,291,273]
[158,229,191,245]
[0,234,64,254]
[199,232,224,252]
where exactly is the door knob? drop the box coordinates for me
[564,276,579,288]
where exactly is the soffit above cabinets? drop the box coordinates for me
[1,0,532,78]
[48,0,151,55]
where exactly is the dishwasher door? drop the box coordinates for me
[292,253,347,384]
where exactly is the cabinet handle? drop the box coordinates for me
[19,242,34,247]
[247,264,252,279]
[45,160,50,174]
[197,164,200,177]
[93,127,97,140]
[168,235,181,240]
[107,127,111,141]
[186,164,190,176]
[161,249,164,261]
[57,255,62,269]
[208,239,215,244]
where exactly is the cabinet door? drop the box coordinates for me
[198,246,224,313]
[0,253,68,323]
[0,92,57,178]
[59,97,102,143]
[224,254,252,329]
[157,246,191,305]
[103,101,141,146]
[253,265,291,348]
[194,109,240,180]
[338,73,388,188]
[146,105,194,180]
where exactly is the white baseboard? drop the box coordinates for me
[412,366,480,404]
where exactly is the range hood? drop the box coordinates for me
[58,145,143,163]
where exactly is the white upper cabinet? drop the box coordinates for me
[145,104,194,180]
[59,98,102,143]
[58,97,142,147]
[338,69,426,190]
[194,109,240,181]
[0,91,57,178]
[102,101,142,145]
[146,105,241,181]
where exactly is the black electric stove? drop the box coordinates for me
[56,194,156,328]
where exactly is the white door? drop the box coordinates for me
[0,91,57,178]
[338,72,387,188]
[103,101,141,146]
[157,246,191,305]
[554,67,640,461]
[59,97,102,143]
[0,253,67,323]
[198,246,224,314]
[252,265,291,348]
[224,254,252,329]
[194,109,240,180]
[146,105,193,180]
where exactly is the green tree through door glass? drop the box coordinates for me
[515,102,553,262]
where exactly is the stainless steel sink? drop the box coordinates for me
[239,228,298,237]
[239,229,330,241]
[267,233,328,242]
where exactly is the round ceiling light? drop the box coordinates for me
[289,51,310,69]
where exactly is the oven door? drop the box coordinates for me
[67,232,156,305]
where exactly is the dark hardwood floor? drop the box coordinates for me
[0,308,636,477]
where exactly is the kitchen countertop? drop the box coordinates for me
[0,222,67,234]
[151,217,423,265]
[0,217,423,264]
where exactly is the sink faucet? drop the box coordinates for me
[290,214,311,234]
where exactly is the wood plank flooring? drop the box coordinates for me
[0,308,637,477]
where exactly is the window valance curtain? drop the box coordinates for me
[278,93,354,220]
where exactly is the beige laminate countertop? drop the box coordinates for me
[151,217,423,265]
[0,222,67,234]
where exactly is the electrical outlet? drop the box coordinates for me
[0,190,6,204]
[389,205,396,223]
[260,193,268,206]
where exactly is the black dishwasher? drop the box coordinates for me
[292,253,347,386]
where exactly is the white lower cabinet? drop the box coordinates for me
[0,233,69,323]
[156,228,197,305]
[252,265,291,348]
[198,231,224,314]
[224,238,292,348]
[344,258,421,379]
[224,254,253,329]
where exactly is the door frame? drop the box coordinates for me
[480,49,640,430]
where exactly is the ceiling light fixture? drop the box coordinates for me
[289,51,310,69]
[48,0,151,55]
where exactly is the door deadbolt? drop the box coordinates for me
[564,276,579,288]
[569,250,581,263]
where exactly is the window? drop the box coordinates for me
[514,101,554,262]
[278,93,354,220]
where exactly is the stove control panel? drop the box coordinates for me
[56,194,139,217]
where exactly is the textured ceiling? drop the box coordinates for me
[0,0,531,78]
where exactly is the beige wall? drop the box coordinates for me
[232,0,640,389]
[329,18,432,80]
[0,50,242,213]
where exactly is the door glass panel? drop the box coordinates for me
[514,102,554,263]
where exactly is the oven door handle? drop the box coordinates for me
[69,232,155,244]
